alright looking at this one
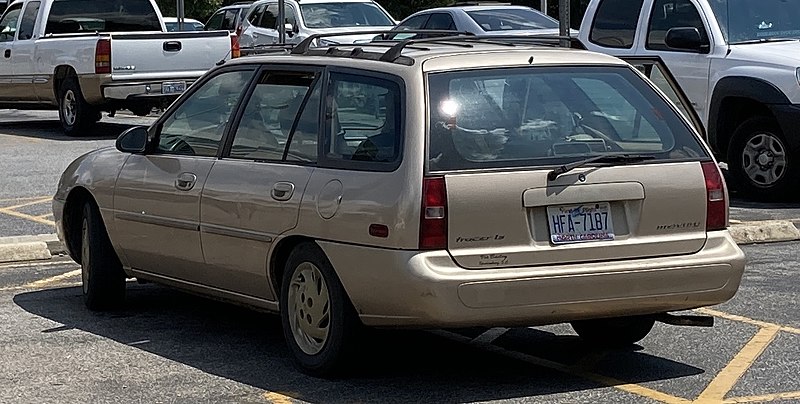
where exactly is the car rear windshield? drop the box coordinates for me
[466,8,558,31]
[45,0,161,34]
[427,66,708,171]
[300,2,394,28]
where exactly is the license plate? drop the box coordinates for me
[547,202,615,244]
[161,81,186,95]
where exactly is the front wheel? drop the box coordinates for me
[728,116,799,200]
[571,315,655,347]
[280,242,359,377]
[81,202,126,310]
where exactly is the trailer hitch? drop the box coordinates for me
[654,313,714,327]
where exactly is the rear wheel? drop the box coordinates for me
[571,315,655,347]
[81,202,125,311]
[728,116,799,200]
[58,77,100,137]
[280,242,359,377]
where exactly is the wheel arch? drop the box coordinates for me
[53,65,78,99]
[268,235,316,299]
[61,186,98,264]
[709,76,788,156]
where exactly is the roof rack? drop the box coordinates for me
[290,29,474,55]
[240,43,294,56]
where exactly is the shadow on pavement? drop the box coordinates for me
[13,284,703,402]
[0,119,138,141]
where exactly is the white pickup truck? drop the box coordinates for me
[0,0,238,135]
[579,0,800,199]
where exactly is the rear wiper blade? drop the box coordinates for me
[547,154,656,181]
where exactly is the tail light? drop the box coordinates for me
[702,161,727,231]
[419,176,447,250]
[230,33,241,58]
[95,39,111,74]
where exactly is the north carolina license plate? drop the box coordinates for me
[161,81,186,95]
[547,202,615,244]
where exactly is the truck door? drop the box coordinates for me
[0,2,22,101]
[11,0,40,102]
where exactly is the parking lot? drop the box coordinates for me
[0,108,798,403]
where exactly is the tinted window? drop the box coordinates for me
[221,9,238,30]
[45,0,161,34]
[286,83,320,163]
[157,70,254,157]
[427,67,707,171]
[0,3,22,42]
[284,6,297,27]
[17,1,39,40]
[205,11,224,30]
[230,71,317,162]
[301,2,394,28]
[590,0,644,48]
[397,14,429,30]
[467,8,558,31]
[325,74,402,167]
[248,4,264,25]
[424,13,455,30]
[646,0,709,51]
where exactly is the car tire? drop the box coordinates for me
[727,116,799,201]
[58,77,100,137]
[81,201,126,311]
[570,315,655,347]
[280,242,359,377]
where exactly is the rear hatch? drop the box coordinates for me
[425,64,723,269]
[109,31,232,81]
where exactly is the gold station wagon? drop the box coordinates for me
[53,34,746,375]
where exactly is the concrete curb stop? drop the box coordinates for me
[0,234,62,264]
[729,220,800,245]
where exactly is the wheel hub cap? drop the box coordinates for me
[287,262,330,355]
[62,90,77,126]
[742,133,787,186]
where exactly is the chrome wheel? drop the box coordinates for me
[62,90,77,126]
[81,217,90,295]
[287,262,330,355]
[742,133,787,186]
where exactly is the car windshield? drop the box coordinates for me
[466,8,558,31]
[427,66,708,171]
[710,0,800,43]
[300,2,394,28]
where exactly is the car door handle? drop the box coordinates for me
[163,41,182,52]
[271,182,295,201]
[175,172,197,191]
[3,49,10,58]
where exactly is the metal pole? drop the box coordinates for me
[176,0,184,31]
[559,0,570,48]
[541,0,548,15]
[277,0,285,44]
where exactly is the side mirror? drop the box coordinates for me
[116,126,149,154]
[285,23,298,36]
[665,27,708,53]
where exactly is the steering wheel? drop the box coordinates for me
[168,138,195,155]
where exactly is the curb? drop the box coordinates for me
[0,234,65,264]
[729,220,800,245]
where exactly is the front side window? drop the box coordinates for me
[157,70,254,157]
[45,0,161,34]
[229,71,317,162]
[0,3,22,42]
[424,13,455,30]
[259,4,278,29]
[324,73,402,168]
[589,0,644,48]
[427,66,708,171]
[17,1,40,40]
[301,2,394,28]
[467,8,558,32]
[646,0,709,51]
[205,11,224,30]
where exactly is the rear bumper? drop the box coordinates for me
[319,231,745,328]
[78,74,196,104]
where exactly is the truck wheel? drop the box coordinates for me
[81,201,126,311]
[571,315,655,347]
[728,116,798,200]
[58,77,100,137]
[280,242,359,377]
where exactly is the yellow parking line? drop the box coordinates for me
[697,308,800,335]
[0,207,55,226]
[263,392,296,404]
[25,269,81,289]
[35,213,54,220]
[695,326,780,403]
[724,391,800,403]
[0,196,49,203]
[1,196,52,211]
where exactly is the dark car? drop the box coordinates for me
[205,1,253,33]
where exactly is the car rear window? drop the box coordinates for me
[427,66,708,171]
[45,0,161,34]
[466,8,558,31]
[300,2,394,28]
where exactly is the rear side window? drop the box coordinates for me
[427,66,707,171]
[424,13,455,30]
[205,11,224,30]
[45,0,161,34]
[589,0,644,48]
[18,1,40,40]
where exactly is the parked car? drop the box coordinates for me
[163,17,204,32]
[386,5,568,39]
[238,0,395,49]
[204,1,252,33]
[0,0,238,136]
[54,34,745,376]
[580,0,800,200]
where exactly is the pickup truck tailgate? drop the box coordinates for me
[109,31,231,81]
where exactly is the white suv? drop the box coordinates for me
[238,0,395,49]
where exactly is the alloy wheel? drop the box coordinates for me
[742,132,787,186]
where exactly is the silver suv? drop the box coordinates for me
[238,0,395,49]
[54,34,745,376]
